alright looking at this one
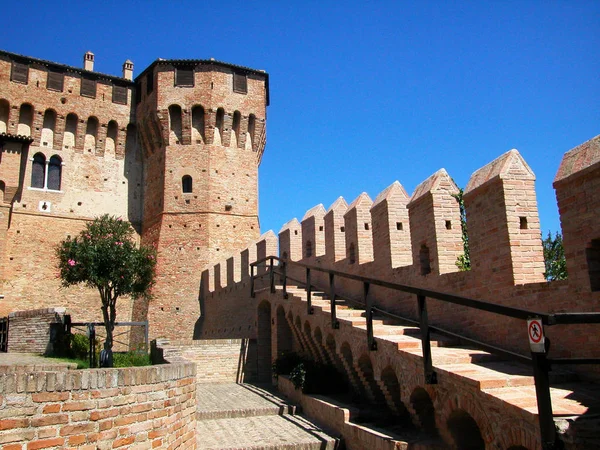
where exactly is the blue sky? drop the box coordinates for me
[3,1,598,236]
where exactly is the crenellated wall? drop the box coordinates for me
[200,137,600,363]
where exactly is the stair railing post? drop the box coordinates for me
[250,264,255,298]
[269,257,275,293]
[532,350,559,449]
[364,282,376,351]
[417,294,436,384]
[282,260,288,299]
[306,267,313,314]
[329,273,339,329]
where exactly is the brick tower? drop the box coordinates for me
[134,59,269,339]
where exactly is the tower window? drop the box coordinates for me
[146,71,154,94]
[182,175,193,193]
[47,71,64,92]
[112,85,128,105]
[80,78,97,98]
[233,72,247,94]
[31,153,62,191]
[11,62,29,84]
[175,68,194,87]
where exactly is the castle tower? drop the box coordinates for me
[135,59,269,340]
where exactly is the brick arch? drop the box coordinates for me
[339,341,366,399]
[357,353,386,404]
[379,365,411,422]
[0,98,9,133]
[41,108,56,148]
[494,417,540,450]
[446,409,485,450]
[303,320,322,362]
[168,104,183,144]
[17,102,34,136]
[409,387,438,435]
[191,104,205,143]
[437,390,494,448]
[276,305,293,357]
[256,300,272,382]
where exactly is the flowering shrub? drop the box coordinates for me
[56,215,157,365]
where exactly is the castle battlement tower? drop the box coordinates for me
[134,59,269,338]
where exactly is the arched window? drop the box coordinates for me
[168,105,183,144]
[47,156,62,191]
[214,108,224,145]
[85,116,98,152]
[106,120,118,156]
[182,175,193,193]
[125,124,137,154]
[246,114,256,151]
[191,106,205,143]
[17,104,33,136]
[63,113,78,149]
[31,153,46,188]
[41,109,56,148]
[0,99,9,134]
[232,110,241,148]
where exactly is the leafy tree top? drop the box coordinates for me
[56,214,156,299]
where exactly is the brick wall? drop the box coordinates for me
[7,308,66,354]
[0,362,196,449]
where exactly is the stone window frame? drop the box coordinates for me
[28,152,64,193]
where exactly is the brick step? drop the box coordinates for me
[196,414,337,450]
[434,360,579,390]
[196,383,296,420]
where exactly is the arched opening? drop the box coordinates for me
[276,306,293,356]
[0,99,9,133]
[182,175,193,193]
[257,300,272,382]
[0,181,5,203]
[305,240,313,258]
[31,153,46,188]
[314,327,330,364]
[231,110,241,148]
[191,105,205,143]
[380,366,412,423]
[41,109,56,148]
[17,103,33,136]
[105,120,118,156]
[446,409,485,450]
[47,155,62,191]
[410,388,437,435]
[420,244,431,275]
[168,104,183,144]
[245,114,256,151]
[303,321,321,362]
[63,113,78,150]
[214,108,225,146]
[357,354,386,404]
[288,311,305,353]
[84,116,99,152]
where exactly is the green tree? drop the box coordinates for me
[452,188,471,271]
[56,215,156,366]
[542,231,567,281]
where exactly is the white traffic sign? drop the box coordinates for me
[527,318,545,353]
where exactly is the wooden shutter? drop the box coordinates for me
[11,62,29,84]
[80,78,97,98]
[112,86,128,105]
[233,72,247,94]
[47,71,64,91]
[176,68,194,86]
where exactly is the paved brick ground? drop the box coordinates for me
[196,383,337,449]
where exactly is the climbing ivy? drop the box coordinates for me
[451,188,471,271]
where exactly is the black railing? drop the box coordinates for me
[0,317,8,352]
[250,255,600,450]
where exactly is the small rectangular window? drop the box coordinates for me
[233,72,247,94]
[175,68,194,87]
[146,71,154,94]
[11,62,29,84]
[112,85,128,105]
[80,78,97,98]
[47,71,64,91]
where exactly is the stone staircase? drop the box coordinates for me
[280,284,600,448]
[195,383,337,450]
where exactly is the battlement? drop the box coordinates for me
[202,136,600,359]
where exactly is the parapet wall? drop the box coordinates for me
[0,362,197,449]
[201,135,600,364]
[8,308,67,354]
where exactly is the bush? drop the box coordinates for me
[71,333,91,360]
[272,351,303,378]
[113,351,151,367]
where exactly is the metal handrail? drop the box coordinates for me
[250,255,600,450]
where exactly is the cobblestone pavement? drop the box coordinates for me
[196,383,337,450]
